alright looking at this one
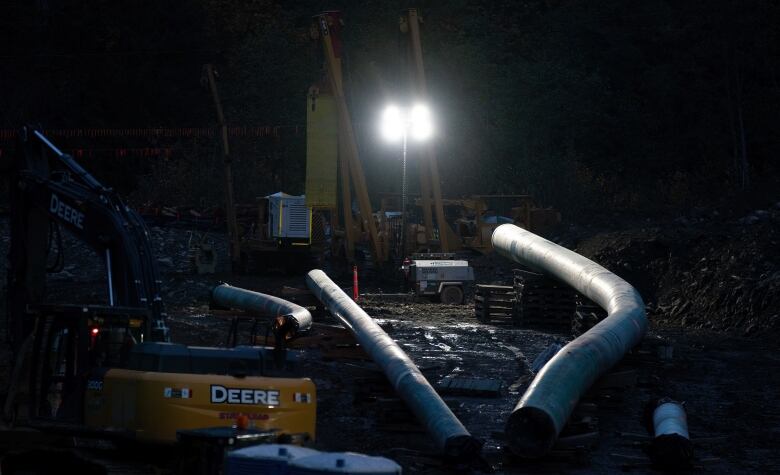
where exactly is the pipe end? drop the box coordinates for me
[209,283,232,310]
[505,406,557,458]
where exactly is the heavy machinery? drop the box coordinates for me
[307,10,457,266]
[302,10,447,268]
[2,128,316,452]
[202,64,325,273]
[231,191,324,273]
[309,11,384,266]
[403,254,474,305]
[413,194,561,254]
[400,8,454,254]
[308,10,559,267]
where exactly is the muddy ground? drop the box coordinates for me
[1,213,779,473]
[164,281,780,474]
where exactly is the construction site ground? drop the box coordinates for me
[1,208,779,473]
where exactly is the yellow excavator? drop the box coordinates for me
[2,128,316,456]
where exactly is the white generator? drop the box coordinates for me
[408,259,474,304]
[266,192,311,242]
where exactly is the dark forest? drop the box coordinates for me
[3,0,778,216]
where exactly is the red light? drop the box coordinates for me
[91,328,99,335]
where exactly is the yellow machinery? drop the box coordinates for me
[15,304,318,446]
[438,195,560,253]
[310,12,383,265]
[377,193,561,255]
[203,65,326,273]
[3,130,318,449]
[85,369,316,443]
[400,8,455,253]
[308,10,480,265]
[4,106,317,475]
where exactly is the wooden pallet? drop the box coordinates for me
[572,296,608,336]
[513,269,576,330]
[474,285,516,325]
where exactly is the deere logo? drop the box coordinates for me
[210,385,280,406]
[50,193,85,229]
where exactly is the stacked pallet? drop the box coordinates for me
[572,296,608,336]
[474,284,516,324]
[513,269,576,330]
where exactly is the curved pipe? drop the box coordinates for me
[492,224,647,457]
[212,283,313,338]
[305,270,482,460]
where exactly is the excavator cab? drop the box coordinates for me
[24,304,149,425]
[3,129,317,449]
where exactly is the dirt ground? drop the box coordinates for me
[1,213,779,473]
[160,279,780,474]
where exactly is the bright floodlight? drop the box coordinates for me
[409,103,432,141]
[381,105,405,142]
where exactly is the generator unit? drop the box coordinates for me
[267,192,311,243]
[407,259,474,304]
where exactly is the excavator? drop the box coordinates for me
[1,127,316,469]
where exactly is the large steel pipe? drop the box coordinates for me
[648,398,693,469]
[305,269,481,460]
[492,224,648,457]
[212,283,312,337]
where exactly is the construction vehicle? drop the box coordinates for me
[303,10,452,268]
[307,12,384,267]
[413,194,561,254]
[265,192,312,246]
[308,10,460,265]
[377,192,559,257]
[202,65,325,274]
[207,10,557,271]
[2,128,316,456]
[231,191,325,273]
[400,8,455,254]
[403,254,474,305]
[307,10,561,267]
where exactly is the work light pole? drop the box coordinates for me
[401,131,407,256]
[380,103,432,261]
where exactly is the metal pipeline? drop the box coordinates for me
[305,269,482,460]
[212,283,313,338]
[492,224,648,457]
[648,398,693,469]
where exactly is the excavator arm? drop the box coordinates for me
[6,127,169,350]
[2,128,316,446]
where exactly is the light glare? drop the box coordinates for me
[381,105,405,142]
[409,104,432,141]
